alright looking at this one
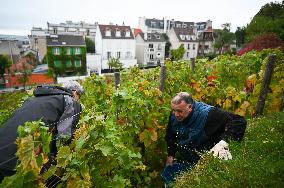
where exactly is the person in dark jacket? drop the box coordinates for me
[0,80,84,182]
[162,92,246,185]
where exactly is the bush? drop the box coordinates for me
[238,33,283,55]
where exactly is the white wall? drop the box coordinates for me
[87,53,101,74]
[135,35,145,65]
[95,29,103,55]
[57,75,88,84]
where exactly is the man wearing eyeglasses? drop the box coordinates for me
[162,92,247,185]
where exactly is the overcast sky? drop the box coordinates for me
[0,0,280,36]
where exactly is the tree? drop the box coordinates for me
[0,54,12,86]
[25,52,37,65]
[214,23,235,54]
[17,62,32,90]
[235,27,246,48]
[170,44,185,61]
[108,58,122,70]
[246,1,284,42]
[85,37,96,53]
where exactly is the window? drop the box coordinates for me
[151,21,156,27]
[125,30,130,37]
[106,28,111,37]
[183,24,187,28]
[149,44,153,48]
[75,48,81,55]
[205,45,209,50]
[187,44,190,49]
[115,30,121,37]
[107,52,111,59]
[176,24,181,28]
[53,48,60,55]
[66,48,71,55]
[156,35,160,39]
[193,44,196,50]
[187,52,190,58]
[150,54,154,60]
[66,60,72,67]
[126,51,131,58]
[117,52,121,59]
[147,35,151,39]
[54,60,61,67]
[75,60,81,67]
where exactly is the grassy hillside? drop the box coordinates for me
[174,112,284,188]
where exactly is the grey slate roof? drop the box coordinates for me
[138,32,166,42]
[99,25,134,39]
[173,28,197,42]
[46,35,85,46]
[33,64,49,73]
[145,19,165,29]
[145,18,195,29]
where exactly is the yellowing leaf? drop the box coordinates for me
[216,98,223,106]
[223,99,232,109]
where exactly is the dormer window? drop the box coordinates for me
[147,34,151,39]
[183,24,187,28]
[115,29,121,37]
[156,35,160,39]
[125,29,130,37]
[151,21,156,27]
[186,35,190,40]
[105,28,111,37]
[176,24,181,28]
[180,35,185,40]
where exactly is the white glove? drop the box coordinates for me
[209,140,232,160]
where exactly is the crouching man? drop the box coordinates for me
[162,92,246,185]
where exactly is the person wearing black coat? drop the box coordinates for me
[0,81,84,182]
[162,92,247,185]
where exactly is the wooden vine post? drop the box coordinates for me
[255,54,276,116]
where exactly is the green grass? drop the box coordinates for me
[174,112,284,188]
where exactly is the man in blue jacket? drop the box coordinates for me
[162,92,246,185]
[0,81,84,182]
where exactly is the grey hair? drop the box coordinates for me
[171,92,193,105]
[62,80,84,96]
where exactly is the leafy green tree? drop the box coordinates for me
[235,27,246,48]
[246,1,284,42]
[85,37,96,53]
[0,54,12,85]
[214,23,235,54]
[108,58,122,70]
[17,62,32,90]
[170,44,185,61]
